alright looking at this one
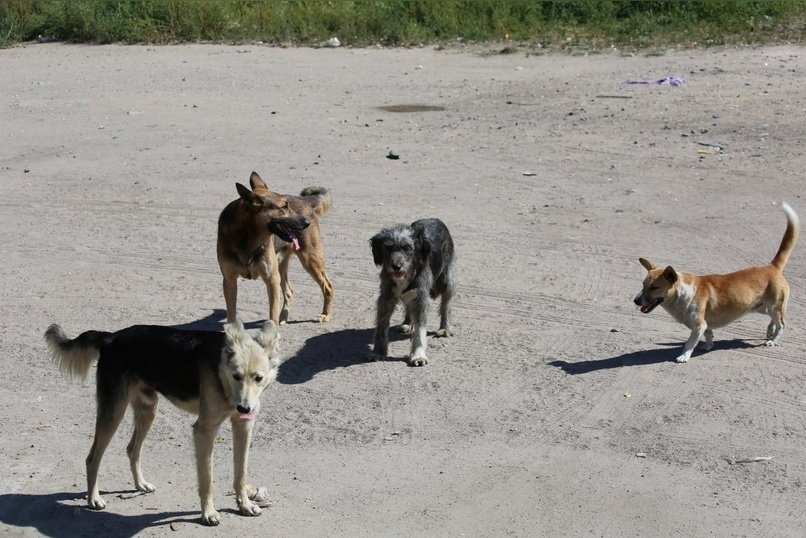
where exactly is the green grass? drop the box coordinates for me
[1,0,804,49]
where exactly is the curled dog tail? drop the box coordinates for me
[771,201,799,270]
[300,187,332,216]
[44,324,108,381]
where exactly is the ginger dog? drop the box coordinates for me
[634,202,799,363]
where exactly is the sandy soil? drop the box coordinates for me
[1,42,804,537]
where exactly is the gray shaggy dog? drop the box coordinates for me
[368,218,456,366]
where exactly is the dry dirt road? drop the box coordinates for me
[1,43,804,537]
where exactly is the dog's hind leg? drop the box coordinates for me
[231,418,263,517]
[86,385,129,510]
[765,315,785,346]
[126,387,158,494]
[297,245,334,323]
[433,264,456,338]
[765,292,787,346]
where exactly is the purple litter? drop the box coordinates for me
[620,76,686,87]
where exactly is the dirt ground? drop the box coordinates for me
[1,42,804,537]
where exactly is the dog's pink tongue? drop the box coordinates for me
[292,237,300,251]
[239,411,256,420]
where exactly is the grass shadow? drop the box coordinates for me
[549,339,756,375]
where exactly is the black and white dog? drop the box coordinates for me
[369,218,456,366]
[45,320,281,526]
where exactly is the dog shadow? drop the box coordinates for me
[278,327,411,385]
[171,309,328,331]
[548,339,756,375]
[0,491,198,537]
[170,309,228,331]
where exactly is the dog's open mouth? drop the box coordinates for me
[640,297,663,314]
[239,411,256,420]
[392,270,406,280]
[268,217,310,251]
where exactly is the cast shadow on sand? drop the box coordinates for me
[0,491,199,538]
[548,339,756,375]
[170,309,272,331]
[278,327,412,385]
[171,310,421,384]
[171,309,333,331]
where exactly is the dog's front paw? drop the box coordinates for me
[201,509,221,526]
[87,496,107,510]
[674,354,691,363]
[408,354,429,367]
[238,500,262,517]
[314,313,331,323]
[435,328,453,338]
[763,339,779,347]
[367,351,385,362]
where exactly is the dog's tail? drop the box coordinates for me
[771,202,800,270]
[44,324,108,381]
[300,187,332,216]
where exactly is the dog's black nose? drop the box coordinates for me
[633,296,642,306]
[391,263,402,271]
[236,404,251,414]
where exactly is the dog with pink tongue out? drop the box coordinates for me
[634,202,799,363]
[45,319,281,526]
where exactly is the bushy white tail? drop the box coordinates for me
[44,324,101,381]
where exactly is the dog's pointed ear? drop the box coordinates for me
[369,233,385,267]
[662,266,678,284]
[639,258,656,271]
[236,182,263,207]
[250,171,268,190]
[223,319,246,341]
[256,319,280,349]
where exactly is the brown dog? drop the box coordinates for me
[634,202,799,363]
[217,171,334,325]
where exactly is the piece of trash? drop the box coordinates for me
[523,171,536,176]
[696,141,726,151]
[253,486,272,507]
[636,452,647,458]
[170,522,185,531]
[386,150,399,160]
[620,76,686,87]
[623,393,631,399]
[727,456,773,465]
[698,148,721,155]
[595,95,633,99]
[319,37,340,48]
[609,328,619,332]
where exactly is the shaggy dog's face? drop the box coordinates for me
[218,320,281,421]
[370,226,420,283]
